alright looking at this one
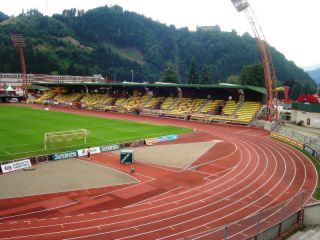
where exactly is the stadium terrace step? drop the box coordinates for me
[287,225,320,240]
[59,195,114,214]
[0,196,76,218]
[111,183,158,200]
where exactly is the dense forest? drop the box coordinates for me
[0,6,317,99]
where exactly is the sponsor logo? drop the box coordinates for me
[4,165,12,171]
[145,134,178,145]
[145,138,157,146]
[271,132,303,149]
[100,144,120,152]
[77,147,101,157]
[1,159,31,173]
[52,151,78,160]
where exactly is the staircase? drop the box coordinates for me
[287,225,320,240]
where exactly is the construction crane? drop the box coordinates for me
[276,86,290,104]
[230,0,278,122]
[11,34,28,100]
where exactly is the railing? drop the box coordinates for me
[275,126,320,160]
[182,191,310,240]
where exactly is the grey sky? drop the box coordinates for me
[1,0,319,69]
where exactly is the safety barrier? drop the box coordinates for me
[183,191,308,240]
[274,126,320,161]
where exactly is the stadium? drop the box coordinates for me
[0,78,319,240]
[1,0,320,239]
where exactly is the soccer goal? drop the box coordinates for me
[44,129,89,150]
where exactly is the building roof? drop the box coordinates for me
[34,82,266,95]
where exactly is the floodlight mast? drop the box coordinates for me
[11,34,28,100]
[230,0,278,122]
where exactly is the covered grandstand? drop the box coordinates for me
[33,82,266,125]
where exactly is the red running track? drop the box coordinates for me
[0,105,317,240]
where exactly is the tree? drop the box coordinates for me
[160,60,179,83]
[200,64,212,84]
[239,63,264,87]
[226,75,240,85]
[188,58,198,84]
[0,11,9,21]
[289,80,302,100]
[25,9,43,16]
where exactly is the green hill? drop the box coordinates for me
[0,6,314,89]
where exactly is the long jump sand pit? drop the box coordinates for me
[0,159,138,199]
[114,140,221,168]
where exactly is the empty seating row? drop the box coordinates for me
[35,92,261,124]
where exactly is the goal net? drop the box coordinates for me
[44,129,89,150]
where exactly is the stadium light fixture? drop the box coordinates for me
[11,34,28,100]
[230,0,250,12]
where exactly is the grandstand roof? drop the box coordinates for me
[28,84,49,90]
[34,82,266,95]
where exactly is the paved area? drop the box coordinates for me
[0,159,138,199]
[113,140,220,168]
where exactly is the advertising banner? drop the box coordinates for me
[304,145,318,158]
[271,132,304,149]
[52,151,78,161]
[100,144,120,152]
[1,159,31,173]
[145,138,157,146]
[145,134,178,146]
[78,147,101,157]
[156,134,178,143]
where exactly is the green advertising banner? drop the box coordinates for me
[52,151,78,160]
[100,144,120,152]
[304,145,318,158]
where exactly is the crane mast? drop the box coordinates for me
[230,0,278,122]
[11,34,28,100]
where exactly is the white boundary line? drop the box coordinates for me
[0,126,316,240]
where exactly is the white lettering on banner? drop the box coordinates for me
[52,151,78,160]
[100,144,120,152]
[145,134,178,146]
[1,159,32,173]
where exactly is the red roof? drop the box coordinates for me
[297,94,319,104]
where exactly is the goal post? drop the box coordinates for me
[44,129,89,150]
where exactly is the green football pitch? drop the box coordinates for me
[0,105,191,161]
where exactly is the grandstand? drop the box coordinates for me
[3,80,320,240]
[33,82,265,125]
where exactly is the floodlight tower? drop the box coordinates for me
[230,0,278,122]
[11,34,28,100]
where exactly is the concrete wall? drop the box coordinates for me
[291,110,320,128]
[256,213,299,240]
[304,203,320,225]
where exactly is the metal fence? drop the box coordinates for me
[183,191,309,240]
[275,126,320,160]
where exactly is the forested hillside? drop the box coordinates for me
[0,6,316,98]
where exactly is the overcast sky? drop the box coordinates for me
[1,0,320,70]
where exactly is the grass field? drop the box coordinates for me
[0,105,191,161]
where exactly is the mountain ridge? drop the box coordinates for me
[0,6,314,88]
